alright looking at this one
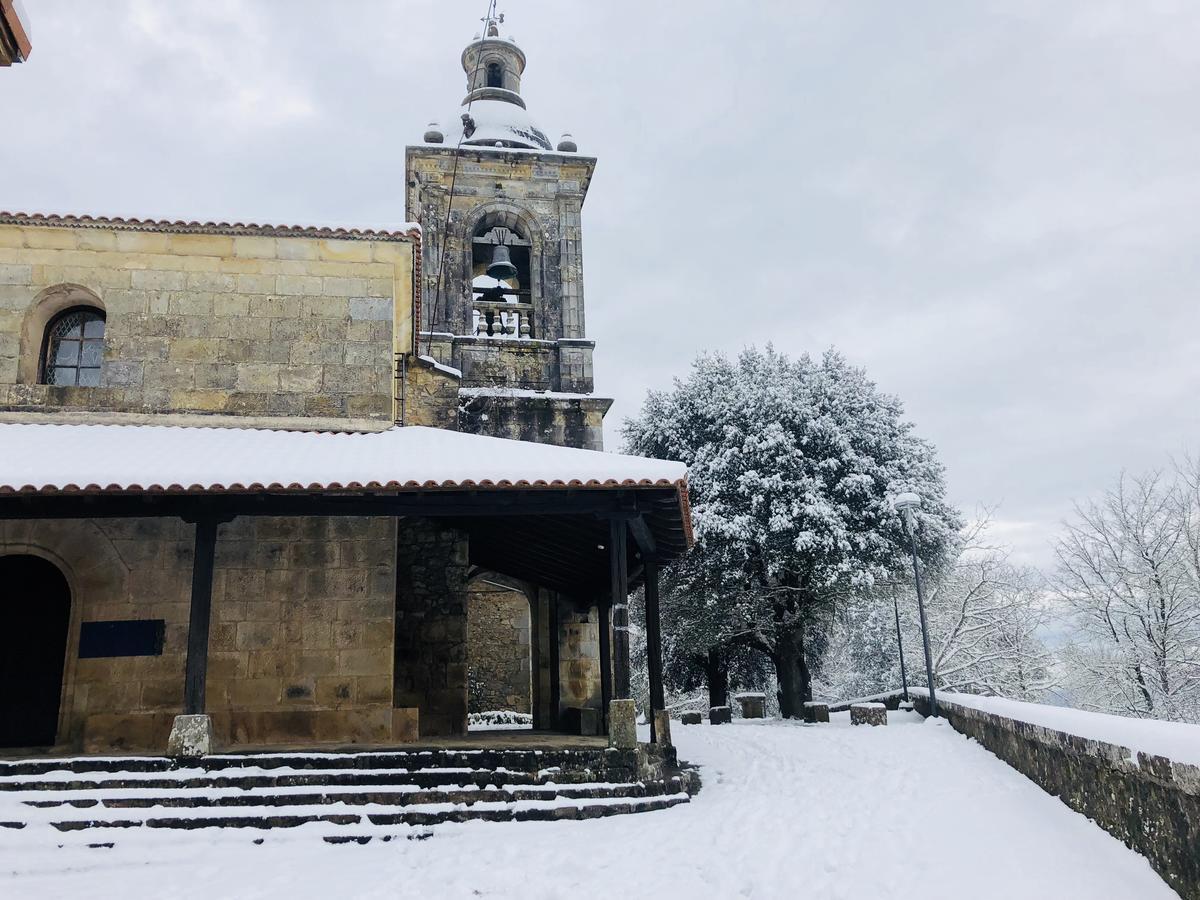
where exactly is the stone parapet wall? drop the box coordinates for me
[466,581,531,714]
[421,333,595,395]
[913,693,1200,899]
[459,392,610,451]
[0,221,415,425]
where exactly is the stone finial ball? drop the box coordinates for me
[556,133,578,152]
[423,122,444,143]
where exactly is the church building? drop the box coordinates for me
[0,15,686,767]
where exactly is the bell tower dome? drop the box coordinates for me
[405,13,610,451]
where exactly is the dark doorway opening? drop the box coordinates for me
[0,555,71,748]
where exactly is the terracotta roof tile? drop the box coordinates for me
[0,211,420,242]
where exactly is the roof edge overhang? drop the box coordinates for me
[0,481,694,559]
[1,0,31,63]
[0,212,421,243]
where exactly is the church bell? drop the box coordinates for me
[486,244,519,281]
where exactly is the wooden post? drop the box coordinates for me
[548,591,561,729]
[644,556,665,743]
[609,518,631,699]
[529,591,543,730]
[598,595,612,731]
[183,517,220,716]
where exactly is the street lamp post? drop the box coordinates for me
[891,583,909,702]
[894,491,937,718]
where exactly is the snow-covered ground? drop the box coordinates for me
[0,712,1174,899]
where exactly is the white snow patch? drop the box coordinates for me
[915,688,1200,767]
[416,355,462,379]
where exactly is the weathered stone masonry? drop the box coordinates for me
[0,514,397,753]
[0,217,416,427]
[393,519,470,736]
[914,694,1200,900]
[467,580,531,715]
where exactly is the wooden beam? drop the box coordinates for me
[629,514,657,560]
[182,518,222,715]
[609,518,631,700]
[644,556,666,743]
[0,489,668,522]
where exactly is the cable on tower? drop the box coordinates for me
[424,0,500,356]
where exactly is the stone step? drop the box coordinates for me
[0,767,602,793]
[0,748,630,779]
[22,780,678,811]
[43,793,691,832]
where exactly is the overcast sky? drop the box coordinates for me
[5,1,1200,566]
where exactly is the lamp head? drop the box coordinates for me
[893,491,921,512]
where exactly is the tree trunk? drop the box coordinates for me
[775,628,812,719]
[705,647,729,708]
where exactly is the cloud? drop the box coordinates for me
[5,0,1200,571]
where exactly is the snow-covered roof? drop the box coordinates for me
[0,423,687,496]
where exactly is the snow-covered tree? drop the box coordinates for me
[623,346,959,717]
[1053,466,1200,722]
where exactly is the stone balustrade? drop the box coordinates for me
[473,301,532,339]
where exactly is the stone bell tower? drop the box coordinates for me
[405,14,610,450]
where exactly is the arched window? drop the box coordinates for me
[486,62,504,89]
[40,307,105,387]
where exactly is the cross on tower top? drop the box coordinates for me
[481,12,504,37]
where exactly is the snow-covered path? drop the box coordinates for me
[0,713,1175,899]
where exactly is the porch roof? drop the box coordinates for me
[0,422,692,593]
[0,422,686,496]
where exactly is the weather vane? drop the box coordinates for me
[482,11,504,36]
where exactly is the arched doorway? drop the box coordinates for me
[0,555,71,748]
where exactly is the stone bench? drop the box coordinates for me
[803,701,830,724]
[735,692,766,719]
[709,705,732,725]
[680,711,703,726]
[850,702,887,726]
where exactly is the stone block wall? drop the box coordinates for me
[406,147,596,344]
[206,516,397,746]
[466,581,531,715]
[0,514,397,752]
[558,598,602,716]
[0,218,416,427]
[402,355,460,429]
[394,519,470,736]
[914,693,1200,900]
[0,517,193,751]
